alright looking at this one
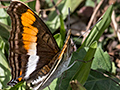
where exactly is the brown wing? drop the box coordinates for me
[33,29,73,90]
[7,1,59,86]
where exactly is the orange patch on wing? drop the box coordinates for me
[21,9,36,25]
[28,25,38,33]
[29,25,38,33]
[18,71,22,81]
[41,69,47,74]
[24,44,31,51]
[23,27,38,35]
[22,33,37,50]
[22,33,37,42]
[27,9,34,15]
[21,9,38,53]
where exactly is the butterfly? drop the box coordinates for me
[7,1,74,90]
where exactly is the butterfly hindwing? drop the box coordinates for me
[35,29,73,90]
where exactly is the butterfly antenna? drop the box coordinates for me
[67,7,71,31]
[51,0,60,15]
[74,17,103,44]
[89,17,103,30]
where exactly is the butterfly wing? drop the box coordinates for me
[33,29,74,90]
[7,1,59,86]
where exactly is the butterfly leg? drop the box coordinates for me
[47,86,51,90]
[58,61,78,89]
[58,72,64,90]
[66,57,94,70]
[76,57,94,63]
[58,70,69,90]
[66,61,77,70]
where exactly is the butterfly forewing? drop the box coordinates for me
[7,1,59,86]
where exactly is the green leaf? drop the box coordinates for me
[73,42,97,83]
[0,22,10,57]
[0,6,8,25]
[85,0,95,7]
[0,36,5,54]
[20,0,28,2]
[67,41,97,90]
[54,33,62,48]
[44,47,88,90]
[28,0,36,11]
[80,4,113,49]
[9,81,26,90]
[59,14,66,43]
[0,22,10,42]
[47,0,84,33]
[91,48,112,72]
[111,62,116,74]
[54,14,66,49]
[84,70,120,90]
[0,50,11,89]
[44,79,58,90]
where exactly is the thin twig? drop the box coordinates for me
[39,0,62,12]
[111,10,120,41]
[67,8,71,31]
[0,5,8,9]
[74,18,102,44]
[0,0,10,1]
[86,0,104,30]
[82,0,104,43]
[24,0,35,3]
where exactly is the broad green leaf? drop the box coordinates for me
[84,70,120,90]
[67,41,97,90]
[73,41,97,83]
[91,48,111,72]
